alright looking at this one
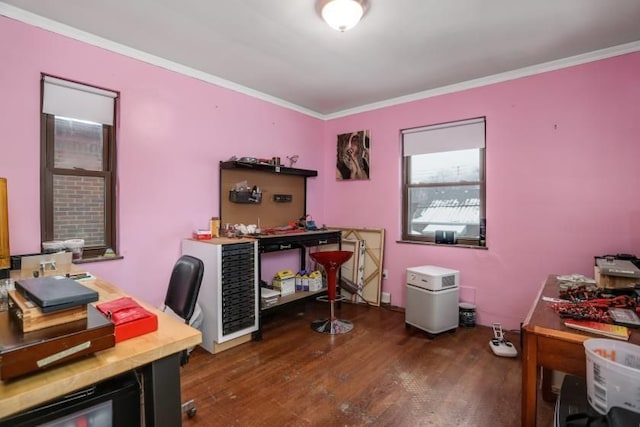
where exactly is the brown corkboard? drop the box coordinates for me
[220,169,307,229]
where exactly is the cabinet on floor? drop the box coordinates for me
[181,238,258,353]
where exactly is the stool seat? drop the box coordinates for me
[309,250,354,335]
[309,250,354,266]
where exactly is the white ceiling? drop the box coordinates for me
[2,0,640,118]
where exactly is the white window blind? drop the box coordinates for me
[42,76,117,125]
[402,117,485,156]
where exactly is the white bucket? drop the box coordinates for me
[64,239,84,260]
[584,338,640,415]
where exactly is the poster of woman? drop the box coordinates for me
[336,130,370,180]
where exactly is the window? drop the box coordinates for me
[40,75,118,258]
[402,117,486,247]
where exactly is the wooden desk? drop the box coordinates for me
[0,271,201,425]
[521,275,640,427]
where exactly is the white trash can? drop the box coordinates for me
[584,338,640,415]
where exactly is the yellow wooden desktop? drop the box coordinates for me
[521,275,640,427]
[0,269,201,425]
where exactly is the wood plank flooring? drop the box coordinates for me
[180,300,554,426]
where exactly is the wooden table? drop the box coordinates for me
[0,269,201,425]
[521,275,640,427]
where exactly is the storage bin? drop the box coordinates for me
[229,190,261,204]
[458,302,476,327]
[42,241,65,254]
[63,239,84,260]
[584,338,640,415]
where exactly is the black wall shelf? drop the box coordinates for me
[220,161,318,177]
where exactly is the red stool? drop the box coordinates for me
[309,250,354,334]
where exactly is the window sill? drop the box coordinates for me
[73,254,124,264]
[397,239,488,250]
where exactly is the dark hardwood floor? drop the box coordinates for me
[180,300,554,426]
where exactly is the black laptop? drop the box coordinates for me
[15,276,99,313]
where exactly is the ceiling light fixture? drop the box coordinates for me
[321,0,365,32]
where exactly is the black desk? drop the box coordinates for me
[253,229,341,339]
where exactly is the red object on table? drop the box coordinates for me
[96,297,158,343]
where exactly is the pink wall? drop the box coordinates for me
[323,52,640,328]
[0,16,324,305]
[2,16,640,330]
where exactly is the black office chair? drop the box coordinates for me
[162,254,204,418]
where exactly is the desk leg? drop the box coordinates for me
[522,329,538,427]
[142,353,182,427]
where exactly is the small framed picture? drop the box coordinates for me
[336,130,370,180]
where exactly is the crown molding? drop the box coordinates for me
[324,40,640,119]
[0,3,324,120]
[3,2,639,121]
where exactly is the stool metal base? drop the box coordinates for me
[316,294,347,303]
[311,318,354,334]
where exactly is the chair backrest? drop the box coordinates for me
[164,255,204,322]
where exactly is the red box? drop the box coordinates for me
[112,311,158,343]
[96,297,158,343]
[192,230,212,240]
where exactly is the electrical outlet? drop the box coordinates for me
[382,269,388,279]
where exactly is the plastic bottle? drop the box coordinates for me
[210,217,220,238]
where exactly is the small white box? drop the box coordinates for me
[273,277,295,296]
[295,273,303,291]
[308,271,323,291]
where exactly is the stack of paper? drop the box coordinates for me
[261,287,280,308]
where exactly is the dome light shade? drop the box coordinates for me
[321,0,364,32]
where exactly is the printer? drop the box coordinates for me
[595,257,640,278]
[594,254,640,289]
